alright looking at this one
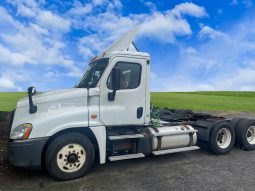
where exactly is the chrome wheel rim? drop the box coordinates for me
[216,128,231,149]
[56,143,86,173]
[246,126,255,145]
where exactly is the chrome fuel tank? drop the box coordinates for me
[148,125,197,150]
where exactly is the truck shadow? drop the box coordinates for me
[0,141,244,191]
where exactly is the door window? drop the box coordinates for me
[107,62,141,90]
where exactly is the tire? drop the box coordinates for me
[235,119,255,151]
[231,118,243,146]
[231,118,242,128]
[176,110,193,115]
[177,110,193,118]
[159,109,172,116]
[232,118,246,147]
[209,121,235,155]
[45,132,95,180]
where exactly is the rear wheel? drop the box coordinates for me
[247,126,255,145]
[209,121,235,155]
[235,119,255,150]
[231,118,242,128]
[45,132,95,180]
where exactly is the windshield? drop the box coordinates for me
[76,58,109,88]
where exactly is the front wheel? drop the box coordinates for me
[45,132,95,180]
[209,121,235,155]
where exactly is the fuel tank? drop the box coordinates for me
[148,125,197,150]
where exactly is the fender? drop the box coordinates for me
[43,125,107,165]
[89,126,106,164]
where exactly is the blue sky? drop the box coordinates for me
[0,0,255,92]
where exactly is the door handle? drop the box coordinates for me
[137,107,143,119]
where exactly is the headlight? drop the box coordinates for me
[10,123,32,140]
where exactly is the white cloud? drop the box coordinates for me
[0,4,81,91]
[29,23,49,35]
[150,72,216,92]
[144,1,157,12]
[92,0,106,6]
[198,26,226,39]
[78,34,109,58]
[83,12,140,39]
[151,18,255,91]
[37,10,71,32]
[77,2,207,56]
[230,0,253,7]
[5,1,71,33]
[77,12,140,56]
[17,3,37,17]
[7,0,41,18]
[0,76,22,91]
[0,6,21,29]
[141,12,192,43]
[0,5,73,66]
[106,0,123,11]
[1,32,68,66]
[0,1,209,91]
[0,44,34,65]
[68,2,93,16]
[172,2,208,18]
[184,47,197,54]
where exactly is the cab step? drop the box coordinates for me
[152,146,199,156]
[108,134,144,140]
[108,153,145,161]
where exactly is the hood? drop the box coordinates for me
[17,88,87,108]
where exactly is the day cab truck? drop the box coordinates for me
[7,28,255,180]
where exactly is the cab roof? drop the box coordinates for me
[104,50,150,59]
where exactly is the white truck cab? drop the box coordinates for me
[9,28,232,180]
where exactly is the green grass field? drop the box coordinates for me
[0,91,255,113]
[151,91,255,113]
[0,92,26,112]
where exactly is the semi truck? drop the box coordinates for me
[7,28,255,180]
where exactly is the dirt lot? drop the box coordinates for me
[1,111,255,191]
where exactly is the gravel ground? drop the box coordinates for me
[1,111,255,191]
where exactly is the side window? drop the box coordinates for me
[107,62,141,90]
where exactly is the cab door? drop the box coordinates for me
[99,56,147,126]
